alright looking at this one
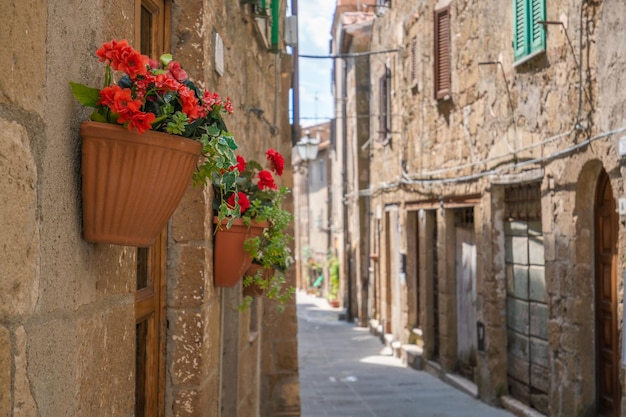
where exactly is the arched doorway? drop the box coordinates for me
[595,170,620,417]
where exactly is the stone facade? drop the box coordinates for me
[0,1,298,416]
[333,0,626,416]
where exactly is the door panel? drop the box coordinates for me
[595,171,619,417]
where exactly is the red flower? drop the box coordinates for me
[124,112,156,133]
[257,170,277,190]
[232,155,246,172]
[224,97,234,114]
[168,61,188,82]
[97,85,122,106]
[227,192,250,214]
[95,39,148,79]
[178,86,201,120]
[266,148,284,176]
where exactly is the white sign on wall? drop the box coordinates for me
[215,33,224,76]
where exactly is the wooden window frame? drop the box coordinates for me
[434,5,451,101]
[513,0,546,65]
[135,0,171,59]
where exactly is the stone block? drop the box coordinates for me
[27,317,78,417]
[0,326,10,417]
[528,234,544,266]
[507,330,529,361]
[73,304,135,416]
[530,337,549,369]
[169,245,209,308]
[0,121,39,320]
[14,326,37,417]
[507,353,530,385]
[170,187,208,243]
[0,2,46,113]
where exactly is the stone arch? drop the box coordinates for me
[572,158,617,414]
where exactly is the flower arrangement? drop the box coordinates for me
[70,39,240,218]
[214,149,295,311]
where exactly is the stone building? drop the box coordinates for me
[293,122,331,294]
[0,1,299,416]
[332,0,626,416]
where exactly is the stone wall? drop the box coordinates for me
[0,0,298,416]
[362,0,626,415]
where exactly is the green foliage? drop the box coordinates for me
[327,255,339,300]
[240,186,295,312]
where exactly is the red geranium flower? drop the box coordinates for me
[257,170,277,190]
[266,148,284,176]
[227,192,250,214]
[235,155,246,172]
[168,61,188,82]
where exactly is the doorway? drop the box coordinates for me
[594,170,620,417]
[455,207,476,380]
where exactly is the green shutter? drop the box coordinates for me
[513,0,528,62]
[529,0,546,54]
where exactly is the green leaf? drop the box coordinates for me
[160,53,173,66]
[70,82,100,107]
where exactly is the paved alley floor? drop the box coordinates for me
[297,292,515,417]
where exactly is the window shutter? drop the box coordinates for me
[513,0,528,62]
[434,7,450,100]
[385,67,391,132]
[529,0,545,54]
[379,74,387,141]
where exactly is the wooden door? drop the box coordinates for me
[455,221,476,380]
[595,171,620,417]
[135,233,166,417]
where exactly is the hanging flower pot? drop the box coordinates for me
[81,121,202,247]
[213,217,268,287]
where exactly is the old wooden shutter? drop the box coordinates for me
[513,0,545,63]
[434,6,450,100]
[513,0,527,62]
[529,0,545,55]
[378,68,390,141]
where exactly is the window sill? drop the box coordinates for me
[513,48,546,68]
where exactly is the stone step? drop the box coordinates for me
[401,344,424,370]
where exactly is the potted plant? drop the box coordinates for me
[327,255,340,308]
[70,39,239,247]
[213,149,295,308]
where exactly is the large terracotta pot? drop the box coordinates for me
[80,121,202,247]
[213,217,268,287]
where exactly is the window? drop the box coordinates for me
[434,6,451,100]
[378,67,391,142]
[513,0,546,64]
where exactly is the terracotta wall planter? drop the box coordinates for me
[213,217,268,287]
[80,121,202,247]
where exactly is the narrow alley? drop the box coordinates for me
[297,292,516,417]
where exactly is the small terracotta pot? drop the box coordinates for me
[213,217,268,287]
[80,121,202,247]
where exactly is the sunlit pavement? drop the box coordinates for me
[296,291,515,417]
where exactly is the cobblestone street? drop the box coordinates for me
[297,292,516,417]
